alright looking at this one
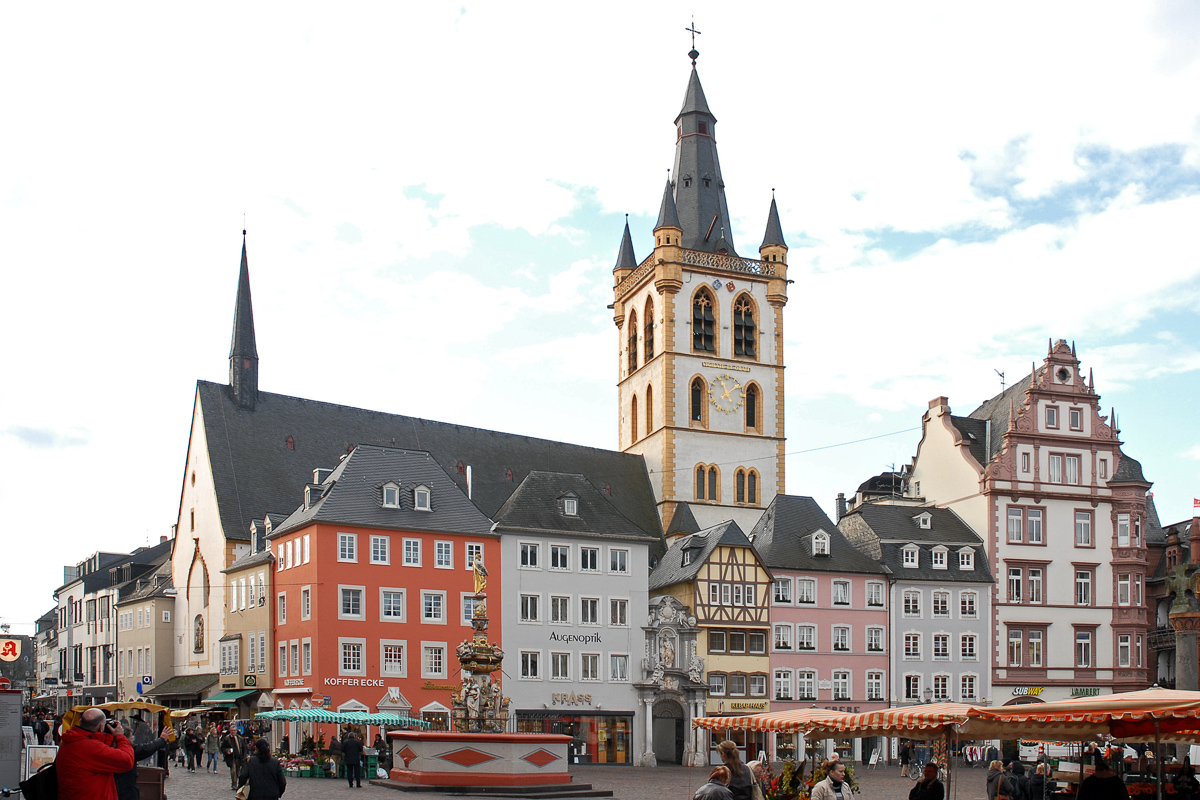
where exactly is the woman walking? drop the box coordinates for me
[205,725,220,773]
[716,741,755,800]
[812,760,854,800]
[239,738,287,800]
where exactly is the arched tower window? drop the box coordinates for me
[736,469,746,504]
[736,469,760,505]
[707,466,719,502]
[745,384,760,432]
[645,384,654,434]
[733,294,757,358]
[748,470,758,505]
[644,297,655,360]
[631,394,639,442]
[692,288,716,353]
[695,464,720,502]
[627,310,639,372]
[695,465,706,500]
[690,377,708,427]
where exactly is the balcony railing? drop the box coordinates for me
[1148,627,1176,652]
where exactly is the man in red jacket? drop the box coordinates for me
[56,707,136,800]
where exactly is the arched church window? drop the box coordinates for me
[690,378,707,425]
[631,395,639,442]
[692,290,715,353]
[627,310,639,372]
[737,470,746,504]
[644,298,655,360]
[733,295,756,358]
[707,467,718,502]
[695,466,706,500]
[645,384,653,434]
[748,470,759,505]
[745,384,759,432]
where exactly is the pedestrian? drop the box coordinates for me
[55,708,136,800]
[185,725,204,772]
[1078,758,1129,800]
[116,723,173,800]
[716,740,756,800]
[342,729,364,788]
[329,733,343,778]
[910,762,945,800]
[280,733,290,755]
[206,724,221,772]
[33,714,49,745]
[695,766,734,800]
[987,760,1006,800]
[372,732,389,771]
[1175,756,1199,800]
[223,725,250,790]
[1011,760,1031,800]
[900,741,913,778]
[1029,763,1052,800]
[811,759,854,800]
[239,737,287,800]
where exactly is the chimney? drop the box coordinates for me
[1190,517,1200,566]
[159,535,168,544]
[836,493,847,521]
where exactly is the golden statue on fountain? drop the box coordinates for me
[452,555,510,732]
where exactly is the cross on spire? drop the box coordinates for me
[686,17,701,64]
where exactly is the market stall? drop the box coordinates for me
[254,708,429,777]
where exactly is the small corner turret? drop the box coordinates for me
[760,195,790,307]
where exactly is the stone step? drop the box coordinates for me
[370,779,612,797]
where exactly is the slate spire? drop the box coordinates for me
[229,230,259,410]
[671,55,736,255]
[761,194,787,249]
[655,178,680,230]
[613,216,638,272]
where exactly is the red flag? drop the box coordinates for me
[1194,498,1200,508]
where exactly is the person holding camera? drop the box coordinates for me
[55,708,136,800]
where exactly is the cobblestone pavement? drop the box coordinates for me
[156,759,991,800]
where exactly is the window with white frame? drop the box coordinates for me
[905,674,921,701]
[302,640,311,674]
[709,630,726,652]
[550,596,570,624]
[462,594,478,623]
[403,538,421,566]
[521,651,540,679]
[751,675,769,697]
[301,587,310,620]
[610,599,628,626]
[580,547,599,572]
[520,543,540,568]
[727,674,747,696]
[933,634,950,660]
[960,591,977,618]
[774,579,792,604]
[832,670,850,701]
[867,581,884,607]
[519,594,540,623]
[1076,570,1092,606]
[958,549,974,570]
[1075,511,1093,546]
[749,631,766,654]
[610,654,628,681]
[339,638,365,675]
[961,674,977,700]
[371,535,390,564]
[1008,567,1023,602]
[904,633,921,659]
[832,580,849,606]
[932,548,948,569]
[581,653,600,681]
[903,590,921,617]
[797,670,816,700]
[774,624,793,651]
[1008,629,1023,666]
[867,626,884,652]
[581,598,598,624]
[290,642,300,676]
[774,669,793,700]
[551,652,570,681]
[339,586,364,620]
[609,548,628,573]
[902,546,919,567]
[1118,634,1131,667]
[833,626,850,652]
[550,545,569,570]
[278,644,287,677]
[961,634,977,660]
[465,543,484,568]
[867,670,884,701]
[733,584,744,606]
[302,533,310,563]
[338,533,357,562]
[1118,574,1131,605]
[564,496,578,516]
[797,579,816,604]
[422,643,446,678]
[812,531,830,555]
[1118,514,1131,546]
[1075,630,1093,667]
[933,674,949,700]
[728,631,746,653]
[414,485,431,511]
[381,641,405,676]
[380,588,405,621]
[797,625,815,651]
[277,593,286,624]
[422,591,445,623]
[933,591,949,618]
[708,673,726,695]
[383,483,400,508]
[435,541,453,568]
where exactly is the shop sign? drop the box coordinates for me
[730,702,767,711]
[824,705,861,713]
[1071,687,1101,697]
[548,632,603,645]
[244,675,256,687]
[551,692,593,706]
[1011,687,1044,697]
[283,679,305,687]
[0,639,22,661]
[324,677,385,687]
[423,681,458,691]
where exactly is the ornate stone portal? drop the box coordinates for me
[450,557,511,732]
[635,596,708,767]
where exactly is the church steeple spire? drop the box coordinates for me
[613,216,638,272]
[671,50,735,255]
[229,230,259,410]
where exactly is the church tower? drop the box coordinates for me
[229,231,259,410]
[614,49,789,533]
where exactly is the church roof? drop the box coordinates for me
[229,234,257,360]
[655,179,680,230]
[670,65,736,255]
[664,502,701,537]
[614,219,638,271]
[677,66,712,118]
[760,196,786,249]
[492,470,659,540]
[195,381,662,544]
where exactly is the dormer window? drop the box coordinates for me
[902,546,919,568]
[958,549,975,571]
[563,496,578,517]
[382,483,401,509]
[914,512,932,530]
[812,531,830,556]
[413,485,431,512]
[682,549,694,566]
[931,547,948,570]
[304,485,317,510]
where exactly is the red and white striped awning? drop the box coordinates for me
[693,707,847,733]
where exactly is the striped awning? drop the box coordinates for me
[693,708,847,733]
[964,688,1200,741]
[254,708,429,727]
[806,702,976,741]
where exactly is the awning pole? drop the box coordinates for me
[1156,721,1163,800]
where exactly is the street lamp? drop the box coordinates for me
[923,688,933,704]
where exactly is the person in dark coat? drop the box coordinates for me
[910,763,945,800]
[1175,757,1199,800]
[329,734,343,778]
[222,726,249,789]
[1029,763,1052,800]
[116,724,173,800]
[1078,759,1129,800]
[987,760,1006,800]
[1010,761,1031,800]
[239,738,287,800]
[342,730,365,788]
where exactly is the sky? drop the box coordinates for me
[2,2,1199,636]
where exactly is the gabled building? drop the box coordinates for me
[214,518,276,719]
[114,559,175,703]
[649,519,771,765]
[495,470,656,765]
[52,551,130,709]
[839,504,992,707]
[906,340,1156,702]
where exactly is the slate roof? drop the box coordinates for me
[649,520,763,590]
[968,373,1033,462]
[230,235,257,360]
[655,179,680,229]
[879,541,993,584]
[670,66,736,255]
[760,196,786,249]
[855,471,906,498]
[60,552,131,595]
[1146,494,1166,546]
[1112,451,1150,484]
[839,504,991,584]
[224,549,274,574]
[117,572,174,604]
[493,471,659,540]
[272,445,495,539]
[614,220,638,271]
[664,503,701,537]
[948,416,989,467]
[195,381,661,543]
[150,672,219,697]
[750,495,886,574]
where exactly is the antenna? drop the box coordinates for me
[995,369,1006,391]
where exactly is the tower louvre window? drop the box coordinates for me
[631,395,639,442]
[692,290,715,352]
[733,295,756,358]
[627,310,639,372]
[644,298,655,360]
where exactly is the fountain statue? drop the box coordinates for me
[450,556,511,732]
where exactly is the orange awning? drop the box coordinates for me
[693,707,847,733]
[965,688,1200,741]
[806,702,976,741]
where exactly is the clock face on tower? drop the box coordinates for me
[710,372,746,414]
